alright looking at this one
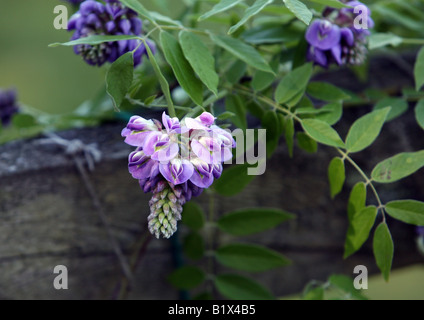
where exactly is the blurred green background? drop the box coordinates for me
[0,0,176,115]
[0,1,102,114]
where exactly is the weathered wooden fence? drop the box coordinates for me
[0,53,423,300]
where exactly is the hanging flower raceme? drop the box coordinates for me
[0,88,19,127]
[68,0,154,67]
[122,112,236,239]
[305,0,374,68]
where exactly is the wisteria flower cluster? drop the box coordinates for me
[68,0,154,67]
[122,112,236,239]
[0,88,19,127]
[305,0,374,67]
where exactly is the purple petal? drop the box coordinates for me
[191,139,213,163]
[143,131,163,156]
[307,46,328,68]
[341,28,354,46]
[331,45,342,65]
[196,112,216,127]
[130,17,142,34]
[160,159,194,185]
[190,165,214,188]
[119,19,131,34]
[124,131,155,147]
[80,1,100,16]
[306,20,341,50]
[128,151,156,180]
[185,117,211,131]
[151,142,180,162]
[105,21,116,33]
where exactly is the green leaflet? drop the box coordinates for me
[106,51,134,111]
[345,108,391,153]
[217,208,294,236]
[215,243,291,272]
[160,31,203,106]
[179,31,219,96]
[215,274,275,300]
[373,223,394,282]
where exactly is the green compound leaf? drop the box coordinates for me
[106,51,134,111]
[217,208,294,236]
[373,223,394,282]
[215,243,291,272]
[215,274,275,300]
[345,107,391,153]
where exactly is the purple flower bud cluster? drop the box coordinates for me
[0,88,19,127]
[122,112,236,238]
[68,0,153,67]
[305,1,374,68]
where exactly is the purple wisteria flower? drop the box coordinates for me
[0,88,19,126]
[68,0,154,67]
[306,0,374,67]
[122,112,236,239]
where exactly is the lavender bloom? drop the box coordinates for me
[123,111,236,239]
[68,0,151,67]
[305,1,373,67]
[0,88,19,126]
